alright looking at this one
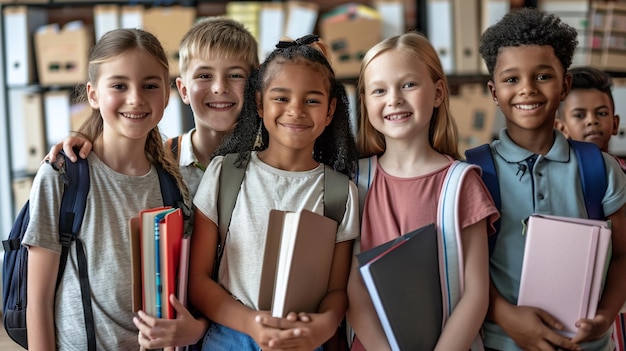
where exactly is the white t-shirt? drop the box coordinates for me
[193,152,360,310]
[177,128,205,198]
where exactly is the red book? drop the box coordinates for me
[159,208,183,319]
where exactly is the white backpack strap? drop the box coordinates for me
[437,160,485,351]
[356,156,377,220]
[348,156,377,348]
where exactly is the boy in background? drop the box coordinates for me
[168,17,259,197]
[554,65,626,350]
[475,7,626,351]
[555,66,626,172]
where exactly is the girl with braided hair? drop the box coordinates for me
[23,28,191,350]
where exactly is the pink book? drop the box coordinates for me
[177,236,191,308]
[173,236,191,351]
[517,214,611,336]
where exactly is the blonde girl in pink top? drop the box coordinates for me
[346,32,499,351]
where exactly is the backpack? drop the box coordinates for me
[2,152,185,350]
[355,156,485,351]
[464,140,607,256]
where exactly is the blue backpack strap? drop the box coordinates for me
[465,144,500,256]
[56,151,95,351]
[437,161,484,351]
[569,140,606,220]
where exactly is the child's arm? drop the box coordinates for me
[44,133,92,163]
[488,279,582,350]
[188,209,283,348]
[346,248,392,351]
[573,203,626,344]
[259,240,354,350]
[26,246,60,350]
[133,294,209,348]
[434,219,489,350]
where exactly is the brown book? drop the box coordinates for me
[260,209,338,318]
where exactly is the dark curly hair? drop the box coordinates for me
[479,7,578,77]
[214,41,358,177]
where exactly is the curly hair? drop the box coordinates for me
[556,66,614,119]
[215,39,358,177]
[479,7,578,77]
[76,28,191,207]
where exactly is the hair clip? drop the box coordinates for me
[276,34,320,49]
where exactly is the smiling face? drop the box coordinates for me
[556,88,619,152]
[176,56,250,133]
[87,49,169,143]
[257,61,335,155]
[362,49,443,143]
[489,45,571,141]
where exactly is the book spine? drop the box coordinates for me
[154,219,162,318]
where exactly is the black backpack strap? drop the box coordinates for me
[323,167,349,224]
[156,166,184,208]
[465,144,500,256]
[55,151,95,351]
[216,153,249,278]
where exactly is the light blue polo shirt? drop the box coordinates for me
[483,129,626,351]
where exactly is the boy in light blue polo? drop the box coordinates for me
[475,8,626,351]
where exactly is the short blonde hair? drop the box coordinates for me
[178,17,259,75]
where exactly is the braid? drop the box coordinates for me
[146,128,191,208]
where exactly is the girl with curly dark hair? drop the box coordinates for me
[189,35,360,351]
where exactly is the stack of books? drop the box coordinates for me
[129,207,189,319]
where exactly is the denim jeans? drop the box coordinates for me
[201,323,324,351]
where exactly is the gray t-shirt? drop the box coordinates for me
[193,152,360,310]
[22,153,165,351]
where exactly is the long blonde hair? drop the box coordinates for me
[356,31,460,159]
[77,28,191,206]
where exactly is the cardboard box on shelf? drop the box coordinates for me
[34,21,90,86]
[319,4,381,79]
[142,6,196,77]
[449,84,497,154]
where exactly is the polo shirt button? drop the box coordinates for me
[537,172,542,176]
[538,194,545,200]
